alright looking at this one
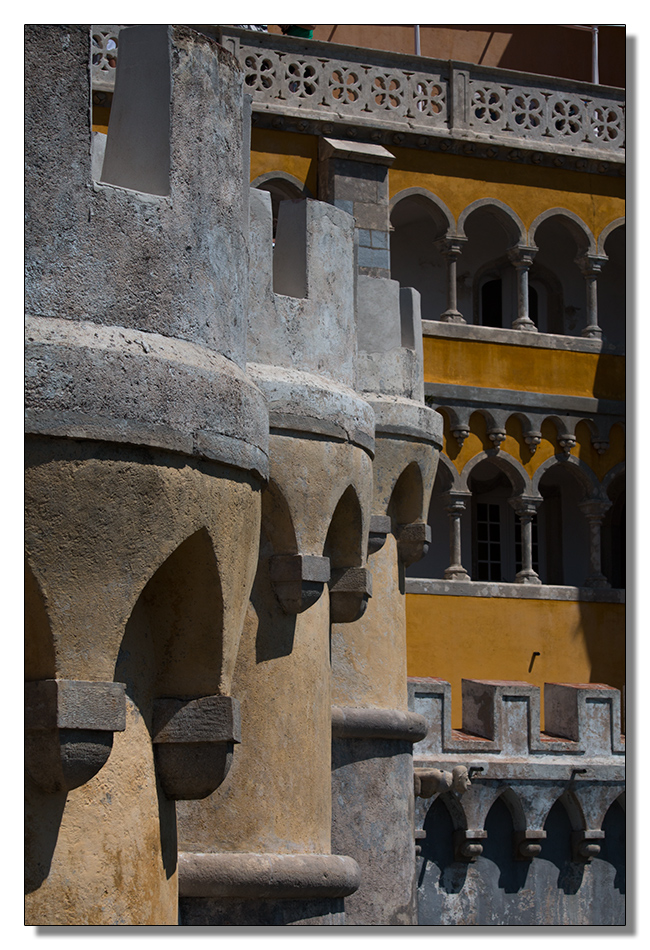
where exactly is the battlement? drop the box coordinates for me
[408,676,625,760]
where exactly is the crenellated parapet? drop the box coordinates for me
[409,676,624,868]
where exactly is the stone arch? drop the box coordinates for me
[389,189,456,322]
[388,460,425,527]
[528,207,596,256]
[531,452,602,500]
[597,217,625,256]
[389,187,456,235]
[459,450,533,497]
[324,485,365,570]
[457,198,526,247]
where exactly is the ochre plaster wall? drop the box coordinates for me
[424,337,625,402]
[250,128,318,197]
[250,132,624,241]
[389,149,625,237]
[405,593,625,728]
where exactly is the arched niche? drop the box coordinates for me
[324,485,364,570]
[457,201,524,329]
[535,459,594,586]
[528,210,596,337]
[116,526,225,712]
[465,456,527,582]
[389,190,455,322]
[388,460,425,528]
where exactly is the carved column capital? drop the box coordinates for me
[507,244,538,269]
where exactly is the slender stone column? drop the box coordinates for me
[442,491,471,580]
[508,245,538,331]
[579,499,612,588]
[509,497,542,585]
[577,255,608,340]
[436,236,467,323]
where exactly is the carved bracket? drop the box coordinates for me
[269,554,330,614]
[25,679,126,793]
[454,829,487,862]
[514,829,546,860]
[329,566,373,623]
[367,514,392,557]
[396,522,432,567]
[571,829,605,862]
[153,695,241,800]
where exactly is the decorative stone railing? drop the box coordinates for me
[91,26,624,171]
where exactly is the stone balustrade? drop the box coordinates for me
[91,26,624,173]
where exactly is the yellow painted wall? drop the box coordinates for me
[250,128,319,197]
[249,132,624,242]
[424,336,625,402]
[389,148,625,238]
[406,593,625,728]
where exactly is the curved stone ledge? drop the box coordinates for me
[365,394,443,448]
[248,362,375,455]
[178,852,361,900]
[25,316,269,477]
[331,705,428,743]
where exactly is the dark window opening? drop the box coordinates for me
[481,279,502,328]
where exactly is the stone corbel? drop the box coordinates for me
[487,428,506,449]
[395,522,432,566]
[452,424,470,448]
[414,766,471,798]
[524,429,542,453]
[153,695,241,800]
[514,829,546,860]
[557,432,577,457]
[329,566,373,623]
[269,554,330,614]
[454,829,487,862]
[571,829,605,862]
[592,438,610,455]
[25,679,126,793]
[367,514,392,556]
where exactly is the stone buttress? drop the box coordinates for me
[25,25,267,924]
[320,138,444,924]
[175,188,371,924]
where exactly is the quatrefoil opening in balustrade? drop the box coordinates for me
[472,87,505,125]
[286,60,318,98]
[92,31,119,74]
[591,106,624,145]
[413,81,444,117]
[329,68,361,104]
[512,94,544,131]
[244,54,275,91]
[549,96,585,139]
[372,73,403,111]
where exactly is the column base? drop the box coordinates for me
[438,310,466,324]
[512,318,538,332]
[581,324,603,340]
[444,565,471,580]
[515,570,542,585]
